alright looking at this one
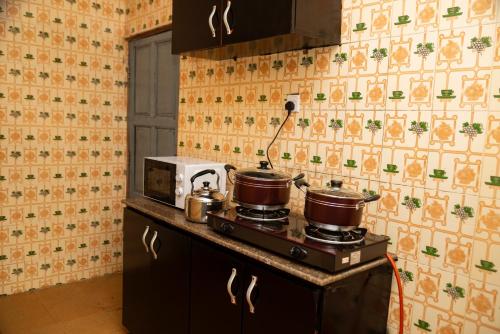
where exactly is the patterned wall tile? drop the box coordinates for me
[0,0,127,295]
[124,0,172,37]
[5,0,493,330]
[175,0,500,332]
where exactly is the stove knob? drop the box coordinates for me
[220,222,234,234]
[290,246,307,259]
[175,187,183,196]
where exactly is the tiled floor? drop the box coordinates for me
[0,273,127,334]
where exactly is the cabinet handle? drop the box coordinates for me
[223,1,233,35]
[142,226,150,253]
[208,5,217,38]
[246,275,258,314]
[226,268,237,305]
[150,231,158,260]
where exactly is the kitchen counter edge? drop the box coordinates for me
[124,197,391,287]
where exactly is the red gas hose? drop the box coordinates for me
[385,253,404,334]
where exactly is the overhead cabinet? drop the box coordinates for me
[172,0,342,59]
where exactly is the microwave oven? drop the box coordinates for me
[143,156,227,209]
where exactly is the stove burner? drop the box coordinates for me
[305,226,367,245]
[236,206,290,222]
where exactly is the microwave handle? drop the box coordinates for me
[190,169,219,193]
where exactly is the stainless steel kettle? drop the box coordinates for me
[184,169,226,223]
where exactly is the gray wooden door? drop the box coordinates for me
[127,31,180,197]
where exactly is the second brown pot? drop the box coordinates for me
[295,179,380,230]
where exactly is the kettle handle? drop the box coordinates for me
[224,164,237,184]
[190,169,219,194]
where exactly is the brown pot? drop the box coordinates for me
[225,161,303,210]
[295,179,380,230]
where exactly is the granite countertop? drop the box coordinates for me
[124,197,390,287]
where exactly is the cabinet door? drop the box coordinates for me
[149,223,191,334]
[122,209,153,333]
[221,0,293,45]
[242,264,320,334]
[172,0,222,53]
[190,240,244,334]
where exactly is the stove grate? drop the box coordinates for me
[305,226,367,245]
[235,206,290,222]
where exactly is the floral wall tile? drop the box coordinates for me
[0,0,128,295]
[122,0,500,331]
[169,0,500,333]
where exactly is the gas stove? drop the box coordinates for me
[207,208,390,273]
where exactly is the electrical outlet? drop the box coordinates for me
[285,94,300,113]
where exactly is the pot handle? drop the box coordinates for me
[294,175,310,194]
[364,194,381,203]
[190,169,219,194]
[224,164,237,184]
[292,173,305,181]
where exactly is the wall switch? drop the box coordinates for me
[285,94,300,113]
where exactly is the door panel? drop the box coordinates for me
[149,223,191,334]
[133,126,152,193]
[242,264,319,334]
[134,44,152,116]
[156,40,179,117]
[221,0,293,45]
[122,209,153,334]
[128,31,180,197]
[190,240,244,334]
[172,0,222,53]
[156,128,177,157]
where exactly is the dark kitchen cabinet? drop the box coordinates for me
[172,0,342,59]
[122,209,153,334]
[172,0,292,53]
[190,240,320,334]
[149,222,190,334]
[124,206,392,334]
[190,240,244,334]
[171,0,221,53]
[242,263,319,334]
[123,208,190,334]
[320,269,393,334]
[220,0,293,46]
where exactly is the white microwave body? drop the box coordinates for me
[143,156,227,209]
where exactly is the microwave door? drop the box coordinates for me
[144,159,176,205]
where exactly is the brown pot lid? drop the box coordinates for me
[235,161,291,181]
[191,181,225,203]
[307,180,364,204]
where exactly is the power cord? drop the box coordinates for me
[386,254,404,334]
[266,101,295,169]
